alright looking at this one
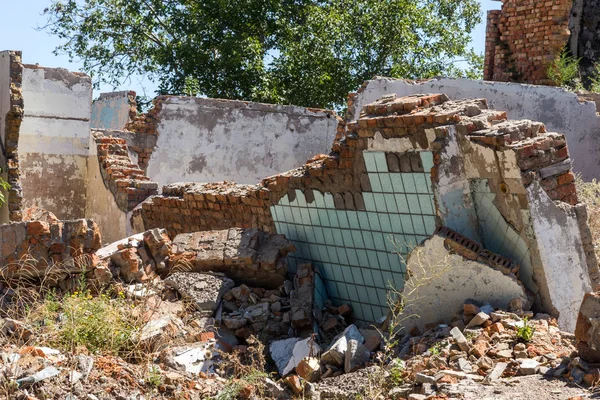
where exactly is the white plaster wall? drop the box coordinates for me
[147,97,338,188]
[91,91,131,130]
[19,65,93,219]
[526,181,593,332]
[351,77,600,181]
[85,154,128,244]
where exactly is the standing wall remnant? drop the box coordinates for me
[137,93,596,332]
[346,77,600,182]
[18,64,92,220]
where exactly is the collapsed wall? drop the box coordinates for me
[92,95,340,188]
[137,93,597,332]
[347,77,600,181]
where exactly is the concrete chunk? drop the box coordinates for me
[164,272,234,312]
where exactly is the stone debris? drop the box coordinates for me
[164,272,234,312]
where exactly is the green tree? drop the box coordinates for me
[43,0,482,109]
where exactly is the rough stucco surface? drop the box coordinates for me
[400,235,528,333]
[526,181,593,332]
[85,153,128,244]
[350,77,600,181]
[91,91,132,130]
[146,97,338,188]
[19,66,92,219]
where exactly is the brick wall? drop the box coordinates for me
[484,0,572,85]
[93,133,159,212]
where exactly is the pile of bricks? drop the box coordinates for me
[0,215,101,281]
[93,133,159,212]
[3,51,24,221]
[484,0,572,85]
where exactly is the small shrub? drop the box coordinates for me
[547,48,583,91]
[516,317,535,342]
[146,365,163,388]
[588,63,600,93]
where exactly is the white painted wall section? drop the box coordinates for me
[147,97,338,188]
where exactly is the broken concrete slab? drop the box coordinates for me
[321,325,364,367]
[269,336,321,376]
[397,235,529,333]
[164,272,234,312]
[169,228,295,288]
[344,339,371,373]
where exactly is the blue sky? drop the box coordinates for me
[0,1,501,99]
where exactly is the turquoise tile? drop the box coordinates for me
[376,289,389,306]
[406,194,421,214]
[337,283,349,300]
[373,307,387,322]
[295,190,307,207]
[420,152,434,172]
[322,228,334,245]
[362,304,376,321]
[324,193,335,208]
[390,173,405,193]
[372,270,385,288]
[318,210,331,226]
[373,152,388,172]
[292,208,303,224]
[423,216,437,234]
[424,174,433,193]
[414,174,429,194]
[356,286,370,304]
[405,235,418,251]
[384,235,397,252]
[300,208,311,225]
[358,213,371,230]
[333,230,345,247]
[352,230,365,248]
[369,213,382,231]
[347,285,359,302]
[274,222,282,233]
[347,211,360,229]
[363,192,376,212]
[363,152,378,172]
[278,195,290,206]
[377,251,391,270]
[342,230,354,247]
[327,280,339,298]
[353,304,365,320]
[313,227,325,244]
[313,191,325,208]
[309,209,321,225]
[418,194,435,215]
[357,249,369,266]
[367,290,381,307]
[347,249,359,265]
[374,193,387,212]
[295,225,308,242]
[384,194,399,213]
[372,232,386,249]
[328,246,339,263]
[337,211,350,228]
[337,247,349,265]
[367,250,380,267]
[288,257,298,270]
[395,194,409,213]
[369,173,383,192]
[389,214,402,232]
[380,173,393,192]
[329,210,340,227]
[317,245,329,262]
[379,214,392,232]
[362,232,376,249]
[381,271,394,290]
[388,253,403,273]
[400,214,415,234]
[361,268,375,286]
[341,265,353,282]
[402,174,416,193]
[412,215,426,235]
[282,206,293,221]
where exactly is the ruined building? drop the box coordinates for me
[2,49,600,333]
[484,0,600,87]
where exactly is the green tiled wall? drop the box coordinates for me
[472,179,533,286]
[270,151,437,322]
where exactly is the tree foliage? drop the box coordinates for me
[43,0,482,109]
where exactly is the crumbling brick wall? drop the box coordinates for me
[137,92,597,330]
[0,51,24,222]
[484,0,572,85]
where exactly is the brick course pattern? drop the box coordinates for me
[484,0,572,85]
[3,51,24,221]
[93,133,159,212]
